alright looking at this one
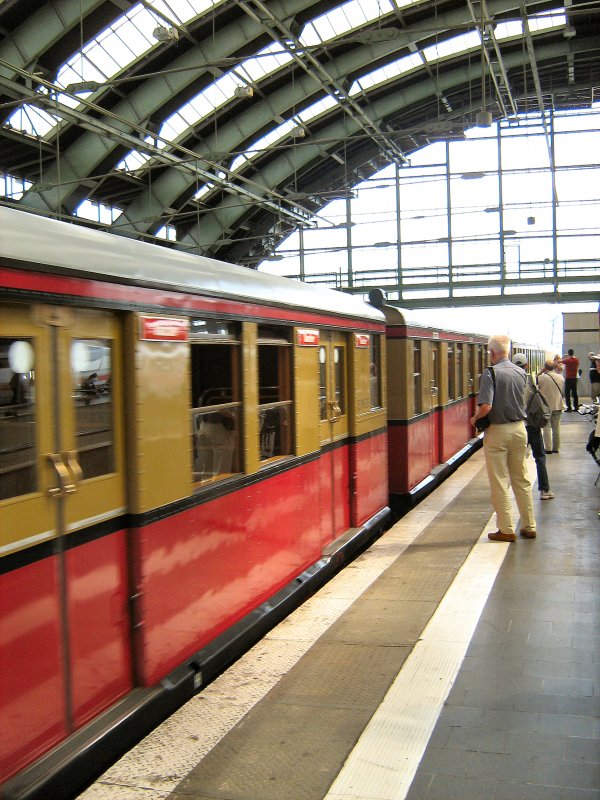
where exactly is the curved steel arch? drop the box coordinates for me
[0,0,598,267]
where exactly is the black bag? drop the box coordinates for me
[475,415,491,432]
[475,366,495,431]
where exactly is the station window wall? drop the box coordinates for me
[257,325,293,461]
[190,319,241,482]
[259,109,600,306]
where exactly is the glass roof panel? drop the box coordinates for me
[8,105,58,138]
[237,44,293,83]
[229,96,337,174]
[352,52,424,93]
[422,31,480,61]
[494,20,523,39]
[5,1,221,138]
[528,9,566,31]
[116,150,152,173]
[300,0,395,47]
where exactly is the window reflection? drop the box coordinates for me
[0,337,36,500]
[258,326,293,461]
[72,339,114,479]
[319,346,327,420]
[190,319,241,482]
[370,335,382,409]
[413,342,422,415]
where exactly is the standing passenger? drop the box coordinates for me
[470,334,537,542]
[560,349,580,411]
[511,353,553,500]
[538,359,565,454]
[588,353,600,403]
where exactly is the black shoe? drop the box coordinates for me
[552,450,559,454]
[545,450,552,454]
[565,409,572,412]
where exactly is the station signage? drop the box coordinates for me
[296,328,320,346]
[354,334,370,348]
[139,316,190,341]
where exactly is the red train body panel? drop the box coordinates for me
[351,433,389,527]
[438,400,473,463]
[134,462,326,686]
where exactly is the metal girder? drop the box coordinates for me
[0,0,104,82]
[178,38,581,252]
[466,0,519,119]
[0,63,313,226]
[235,0,409,166]
[518,0,558,201]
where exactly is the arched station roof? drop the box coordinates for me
[0,0,598,267]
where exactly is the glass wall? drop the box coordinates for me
[260,107,600,304]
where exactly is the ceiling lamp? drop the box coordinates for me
[153,25,179,42]
[234,85,254,99]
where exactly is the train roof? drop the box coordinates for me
[0,207,383,325]
[382,304,489,342]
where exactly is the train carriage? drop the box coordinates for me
[382,305,488,512]
[380,304,547,513]
[0,207,389,798]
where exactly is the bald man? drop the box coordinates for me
[471,334,537,542]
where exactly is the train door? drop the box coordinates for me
[318,332,350,546]
[0,303,131,781]
[429,340,441,467]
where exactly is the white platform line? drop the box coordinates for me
[324,513,509,800]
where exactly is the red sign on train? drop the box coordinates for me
[296,328,320,346]
[354,334,371,348]
[140,316,190,341]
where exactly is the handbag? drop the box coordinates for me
[475,415,491,432]
[475,366,495,432]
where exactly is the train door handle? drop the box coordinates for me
[62,450,83,490]
[46,453,76,497]
[328,401,341,423]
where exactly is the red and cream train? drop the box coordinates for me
[0,207,544,800]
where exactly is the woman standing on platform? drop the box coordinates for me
[538,360,565,454]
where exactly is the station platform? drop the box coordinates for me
[78,411,600,800]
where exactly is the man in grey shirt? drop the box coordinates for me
[470,334,537,542]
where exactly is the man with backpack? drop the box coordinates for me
[512,353,554,500]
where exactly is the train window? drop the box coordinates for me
[413,342,422,415]
[456,343,464,398]
[370,335,382,409]
[0,338,36,500]
[334,346,346,415]
[431,344,439,404]
[190,320,241,482]
[258,326,292,461]
[319,347,327,420]
[447,344,456,401]
[72,339,114,479]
